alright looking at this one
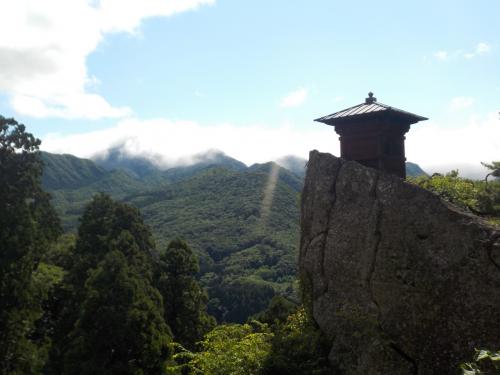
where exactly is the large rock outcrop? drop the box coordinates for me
[299,151,500,374]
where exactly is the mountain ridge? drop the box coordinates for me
[41,150,428,322]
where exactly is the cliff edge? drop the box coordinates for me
[299,151,500,374]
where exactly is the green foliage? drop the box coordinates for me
[64,249,171,375]
[40,151,108,190]
[168,307,331,375]
[41,233,76,270]
[69,193,156,292]
[409,167,500,220]
[0,116,61,374]
[262,307,330,375]
[207,276,276,323]
[156,239,215,349]
[169,322,273,375]
[410,170,480,210]
[461,349,500,374]
[252,295,297,325]
[45,157,302,322]
[49,194,172,374]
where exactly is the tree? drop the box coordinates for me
[481,161,500,183]
[253,295,297,325]
[0,116,61,373]
[262,308,330,375]
[169,322,273,375]
[49,194,171,373]
[209,277,276,323]
[64,245,171,375]
[156,239,215,349]
[69,193,156,292]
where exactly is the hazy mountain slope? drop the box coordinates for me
[142,154,247,185]
[43,154,300,322]
[406,161,428,177]
[276,155,307,178]
[248,162,303,192]
[93,147,247,178]
[45,150,249,231]
[48,169,149,231]
[41,152,108,190]
[124,166,300,322]
[92,145,160,177]
[124,166,299,257]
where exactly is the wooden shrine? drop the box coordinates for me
[315,92,428,178]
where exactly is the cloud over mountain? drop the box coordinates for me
[41,112,500,178]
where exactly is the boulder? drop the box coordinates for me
[299,151,500,374]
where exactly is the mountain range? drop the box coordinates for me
[41,149,426,322]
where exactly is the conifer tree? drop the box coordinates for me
[50,194,172,373]
[69,193,156,292]
[64,238,171,375]
[156,239,215,349]
[0,116,61,373]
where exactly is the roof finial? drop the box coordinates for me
[365,92,377,104]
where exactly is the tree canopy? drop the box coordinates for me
[156,239,215,349]
[50,194,173,374]
[0,116,61,373]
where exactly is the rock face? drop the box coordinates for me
[299,151,500,374]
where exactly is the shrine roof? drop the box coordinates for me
[315,92,428,125]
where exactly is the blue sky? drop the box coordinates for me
[0,0,498,176]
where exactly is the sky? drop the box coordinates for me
[0,0,499,178]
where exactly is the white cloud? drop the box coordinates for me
[475,42,491,55]
[41,111,499,179]
[0,0,214,119]
[280,88,308,108]
[97,0,215,33]
[449,96,475,111]
[464,42,491,59]
[434,51,448,61]
[42,118,338,166]
[406,112,500,178]
[434,42,491,61]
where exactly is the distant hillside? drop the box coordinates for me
[406,162,428,177]
[248,161,303,192]
[276,155,307,178]
[93,146,246,178]
[92,144,161,177]
[43,152,300,323]
[41,152,108,190]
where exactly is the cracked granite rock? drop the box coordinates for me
[299,151,500,375]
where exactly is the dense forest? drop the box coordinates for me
[41,150,302,324]
[1,115,498,374]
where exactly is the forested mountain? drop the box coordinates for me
[42,152,301,322]
[406,161,428,177]
[41,152,108,190]
[94,146,247,178]
[41,151,426,322]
